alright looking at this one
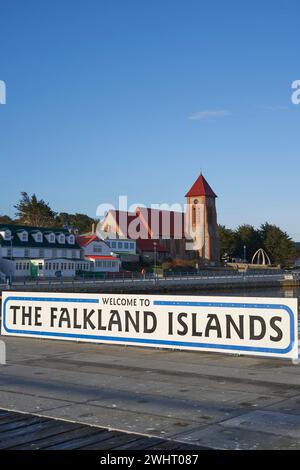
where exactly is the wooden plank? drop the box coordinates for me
[2,421,83,450]
[0,416,48,434]
[146,440,183,450]
[0,413,38,427]
[43,429,117,450]
[34,427,107,450]
[80,433,146,450]
[113,436,167,450]
[0,410,207,451]
[0,418,51,444]
[173,442,210,450]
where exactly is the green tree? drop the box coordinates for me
[14,192,57,227]
[235,224,262,262]
[55,212,97,234]
[259,222,296,266]
[218,225,237,260]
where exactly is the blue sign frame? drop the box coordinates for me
[2,295,296,355]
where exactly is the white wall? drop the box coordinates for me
[0,246,81,259]
[0,258,15,276]
[42,259,76,278]
[82,240,112,257]
[91,259,120,273]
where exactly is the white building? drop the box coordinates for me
[0,224,122,279]
[0,224,81,279]
[76,234,121,273]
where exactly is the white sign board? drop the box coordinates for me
[1,292,298,359]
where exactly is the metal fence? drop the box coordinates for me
[0,268,290,289]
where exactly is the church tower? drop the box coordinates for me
[185,174,219,265]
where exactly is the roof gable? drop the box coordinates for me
[0,223,81,250]
[77,234,102,247]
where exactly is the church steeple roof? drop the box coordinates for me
[185,174,217,198]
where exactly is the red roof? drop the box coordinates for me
[104,208,185,239]
[185,175,217,198]
[76,234,99,247]
[86,255,119,260]
[136,239,169,253]
[137,208,185,239]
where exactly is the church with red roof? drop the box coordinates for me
[100,174,219,265]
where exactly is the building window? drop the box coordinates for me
[39,249,44,258]
[38,263,43,270]
[7,248,12,257]
[130,243,134,249]
[112,242,116,248]
[124,242,129,249]
[118,242,122,249]
[68,235,75,244]
[59,235,65,244]
[192,206,197,227]
[24,248,29,257]
[4,230,11,240]
[94,245,102,253]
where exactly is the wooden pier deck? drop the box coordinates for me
[0,408,206,450]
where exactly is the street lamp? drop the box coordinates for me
[243,245,247,263]
[153,242,157,280]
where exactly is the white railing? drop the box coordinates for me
[0,270,290,289]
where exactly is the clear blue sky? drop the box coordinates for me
[0,0,299,239]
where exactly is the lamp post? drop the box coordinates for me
[153,242,157,281]
[243,245,247,263]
